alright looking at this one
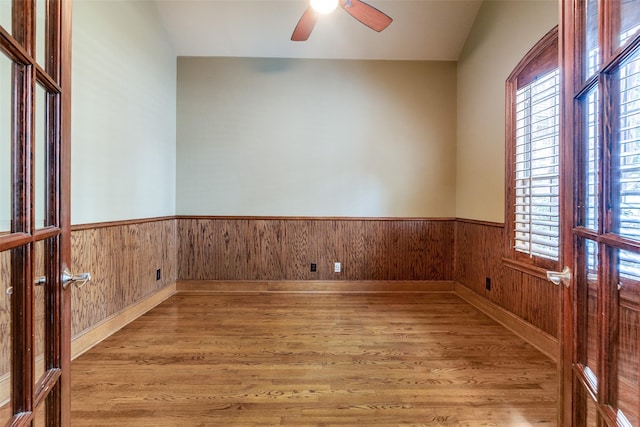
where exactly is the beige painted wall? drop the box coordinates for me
[69,0,558,223]
[176,57,457,217]
[71,0,177,225]
[456,0,558,223]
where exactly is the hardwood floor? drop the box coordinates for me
[71,291,558,426]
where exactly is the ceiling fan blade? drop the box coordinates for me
[340,0,392,32]
[291,8,318,41]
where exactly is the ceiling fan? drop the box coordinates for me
[291,0,393,41]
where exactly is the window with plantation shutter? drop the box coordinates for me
[505,27,560,271]
[615,47,640,281]
[514,69,560,261]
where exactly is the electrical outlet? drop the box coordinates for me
[485,277,491,291]
[156,269,161,281]
[334,262,341,273]
[310,263,317,272]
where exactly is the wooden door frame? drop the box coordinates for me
[559,0,576,424]
[0,0,72,424]
[560,0,640,425]
[60,0,72,423]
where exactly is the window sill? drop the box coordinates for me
[502,257,552,281]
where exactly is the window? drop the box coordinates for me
[505,27,559,271]
[514,69,560,260]
[616,51,640,281]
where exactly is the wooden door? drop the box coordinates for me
[561,0,640,425]
[0,0,72,425]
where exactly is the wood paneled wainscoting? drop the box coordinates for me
[69,218,178,357]
[2,216,562,420]
[60,216,560,364]
[454,219,561,361]
[177,217,456,281]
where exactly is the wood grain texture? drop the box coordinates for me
[71,284,176,360]
[70,219,177,337]
[2,216,566,423]
[176,280,455,293]
[3,217,562,383]
[454,220,560,338]
[177,217,455,281]
[33,240,46,383]
[455,283,559,362]
[0,250,10,406]
[618,277,639,424]
[71,216,176,231]
[71,291,558,426]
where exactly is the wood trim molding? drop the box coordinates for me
[66,217,558,366]
[175,215,457,222]
[70,283,176,360]
[503,27,561,276]
[454,282,559,363]
[502,257,550,281]
[71,215,459,233]
[507,26,559,89]
[454,218,505,228]
[176,280,455,293]
[71,216,176,231]
[70,215,503,231]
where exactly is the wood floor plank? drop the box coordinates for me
[71,292,557,426]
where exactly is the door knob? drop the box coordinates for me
[7,276,47,295]
[546,266,571,287]
[62,268,91,290]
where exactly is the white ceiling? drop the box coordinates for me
[153,0,484,61]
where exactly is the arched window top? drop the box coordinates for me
[504,26,560,272]
[507,27,559,90]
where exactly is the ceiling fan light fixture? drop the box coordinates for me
[292,0,392,41]
[310,0,338,14]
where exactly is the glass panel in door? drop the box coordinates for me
[612,49,640,240]
[616,0,640,48]
[35,0,46,68]
[0,249,11,425]
[0,50,10,234]
[575,237,600,392]
[615,248,639,426]
[0,1,10,35]
[34,240,46,387]
[583,87,599,231]
[585,0,599,79]
[35,83,47,230]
